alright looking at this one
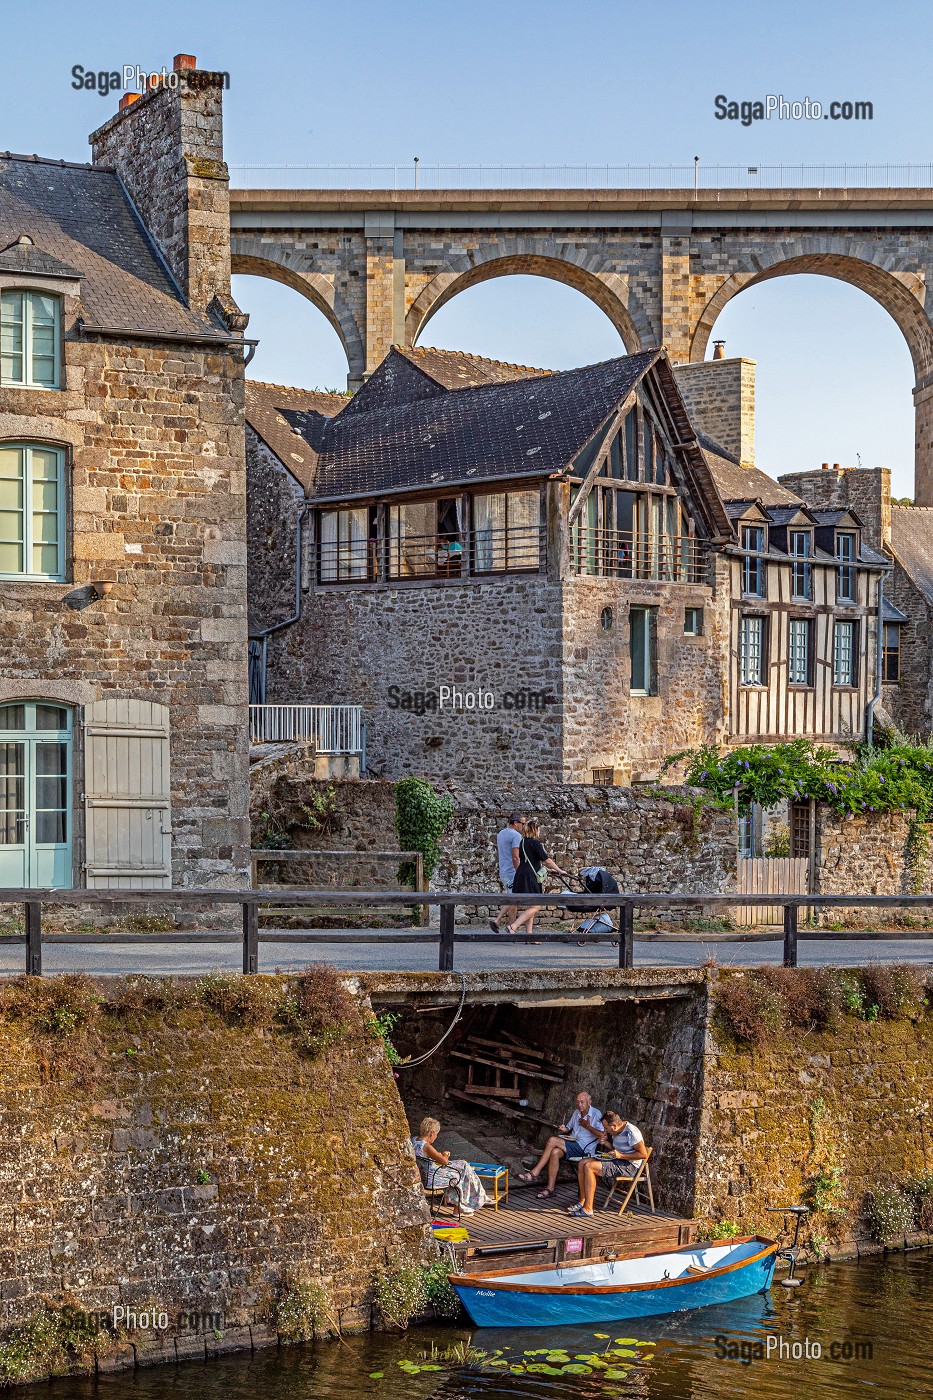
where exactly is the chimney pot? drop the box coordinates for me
[173,54,197,70]
[118,92,141,110]
[821,462,829,470]
[712,339,726,360]
[833,463,841,470]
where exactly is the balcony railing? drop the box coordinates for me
[249,704,363,753]
[317,525,544,584]
[571,529,707,584]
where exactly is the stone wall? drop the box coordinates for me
[673,358,755,467]
[245,426,304,635]
[0,975,431,1371]
[694,982,933,1253]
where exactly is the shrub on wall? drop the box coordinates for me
[393,778,454,885]
[713,966,929,1046]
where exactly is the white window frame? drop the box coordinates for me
[789,529,813,601]
[833,619,858,687]
[836,531,856,602]
[740,615,765,686]
[740,524,766,597]
[0,290,62,389]
[0,443,66,582]
[788,617,811,686]
[684,606,703,636]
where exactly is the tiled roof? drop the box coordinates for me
[245,380,347,491]
[0,153,228,339]
[299,351,661,502]
[891,505,933,605]
[882,595,909,623]
[0,235,83,278]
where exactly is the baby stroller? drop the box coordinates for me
[545,867,619,941]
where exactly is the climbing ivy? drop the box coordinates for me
[393,778,454,885]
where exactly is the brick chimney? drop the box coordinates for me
[89,55,243,329]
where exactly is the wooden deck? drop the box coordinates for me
[447,1178,696,1274]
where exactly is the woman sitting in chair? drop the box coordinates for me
[567,1110,648,1218]
[412,1117,489,1215]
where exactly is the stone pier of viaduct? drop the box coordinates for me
[229,186,933,502]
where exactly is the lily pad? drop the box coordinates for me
[561,1363,593,1374]
[604,1367,630,1380]
[368,1373,384,1380]
[593,1332,611,1339]
[614,1337,639,1345]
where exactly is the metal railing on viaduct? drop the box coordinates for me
[1,889,932,976]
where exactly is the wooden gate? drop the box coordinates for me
[736,857,809,926]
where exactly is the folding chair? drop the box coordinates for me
[602,1146,655,1215]
[419,1162,463,1221]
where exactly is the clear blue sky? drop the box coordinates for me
[5,0,930,494]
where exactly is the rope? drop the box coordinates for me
[396,970,467,1069]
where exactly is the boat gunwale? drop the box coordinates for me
[449,1235,777,1296]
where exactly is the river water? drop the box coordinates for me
[42,1251,932,1400]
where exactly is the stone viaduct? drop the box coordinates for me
[229,187,933,504]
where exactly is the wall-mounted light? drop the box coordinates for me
[91,576,116,598]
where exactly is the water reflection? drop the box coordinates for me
[36,1252,933,1399]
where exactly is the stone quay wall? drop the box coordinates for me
[695,981,933,1255]
[0,977,431,1373]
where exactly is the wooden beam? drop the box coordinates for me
[450,1049,564,1083]
[567,395,635,526]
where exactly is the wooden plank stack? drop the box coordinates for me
[447,1028,565,1124]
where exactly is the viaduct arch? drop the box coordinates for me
[229,189,933,502]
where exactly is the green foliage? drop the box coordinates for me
[0,1305,110,1386]
[297,784,339,837]
[256,809,290,849]
[194,972,281,1028]
[275,1279,334,1340]
[866,1185,915,1241]
[421,1260,462,1319]
[715,966,930,1045]
[393,778,454,884]
[372,1261,427,1330]
[367,1010,401,1066]
[763,822,791,857]
[807,1165,846,1217]
[708,1220,741,1240]
[276,965,356,1058]
[669,736,933,827]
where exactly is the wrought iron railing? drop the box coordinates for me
[230,162,933,191]
[248,704,363,753]
[316,525,544,584]
[570,529,707,584]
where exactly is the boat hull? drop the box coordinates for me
[452,1247,777,1328]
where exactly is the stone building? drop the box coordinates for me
[0,55,251,890]
[246,346,885,783]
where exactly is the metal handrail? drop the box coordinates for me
[229,162,933,191]
[248,703,363,751]
[316,525,544,584]
[3,888,933,976]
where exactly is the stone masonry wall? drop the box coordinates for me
[0,977,431,1369]
[673,358,756,467]
[245,426,304,635]
[694,983,933,1253]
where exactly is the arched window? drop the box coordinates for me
[0,443,66,580]
[0,290,61,388]
[0,702,72,888]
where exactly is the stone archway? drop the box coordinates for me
[689,248,933,379]
[231,242,366,384]
[406,247,652,356]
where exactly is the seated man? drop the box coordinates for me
[517,1091,603,1199]
[568,1110,648,1217]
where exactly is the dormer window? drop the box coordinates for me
[741,524,766,597]
[836,531,856,602]
[789,529,813,601]
[1,291,61,388]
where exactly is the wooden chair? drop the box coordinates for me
[602,1147,655,1215]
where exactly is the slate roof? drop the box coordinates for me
[882,595,909,624]
[396,344,553,389]
[245,380,347,491]
[300,351,661,503]
[890,505,933,605]
[0,153,229,340]
[0,236,83,279]
[704,448,804,508]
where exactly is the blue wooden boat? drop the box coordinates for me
[449,1235,778,1327]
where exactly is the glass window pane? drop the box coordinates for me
[0,447,24,481]
[0,500,24,531]
[0,541,24,571]
[473,494,506,572]
[33,543,59,575]
[36,774,67,809]
[32,510,59,544]
[0,706,26,731]
[36,810,67,844]
[507,491,539,570]
[36,740,67,773]
[35,705,69,732]
[32,479,58,511]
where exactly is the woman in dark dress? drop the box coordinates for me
[507,819,570,938]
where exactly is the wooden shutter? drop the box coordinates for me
[83,699,172,888]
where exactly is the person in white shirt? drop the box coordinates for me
[568,1110,648,1217]
[517,1091,603,1199]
